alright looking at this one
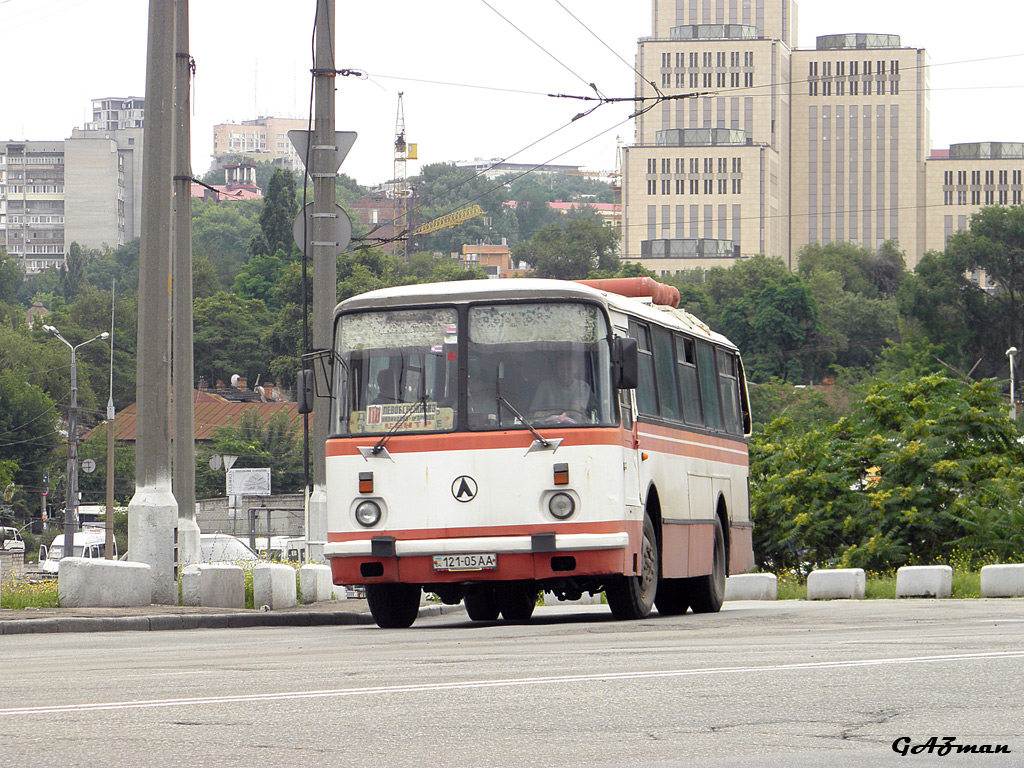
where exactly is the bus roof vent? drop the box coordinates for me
[576,277,680,308]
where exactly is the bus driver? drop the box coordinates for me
[530,353,591,423]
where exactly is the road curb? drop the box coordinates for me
[0,603,456,635]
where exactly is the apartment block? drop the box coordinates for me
[0,98,144,274]
[0,142,67,273]
[211,117,307,173]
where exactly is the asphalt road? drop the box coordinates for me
[1,599,1021,767]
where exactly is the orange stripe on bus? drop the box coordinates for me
[326,428,623,456]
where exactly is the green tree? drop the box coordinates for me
[796,239,907,299]
[516,209,619,279]
[193,292,272,387]
[0,369,60,518]
[751,373,1024,571]
[191,198,262,288]
[259,168,299,256]
[232,251,288,312]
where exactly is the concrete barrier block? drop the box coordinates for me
[332,585,349,601]
[298,564,333,604]
[807,568,866,600]
[980,564,1024,598]
[58,557,152,607]
[725,573,778,601]
[896,565,952,598]
[253,563,297,610]
[181,563,245,608]
[544,591,603,606]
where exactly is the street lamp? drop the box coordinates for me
[43,325,109,563]
[1007,347,1019,422]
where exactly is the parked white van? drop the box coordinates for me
[39,528,117,574]
[199,533,260,564]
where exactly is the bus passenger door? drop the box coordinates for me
[620,389,642,515]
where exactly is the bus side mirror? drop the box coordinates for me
[296,369,315,414]
[39,545,47,562]
[612,337,639,390]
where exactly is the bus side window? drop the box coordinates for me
[717,350,743,435]
[619,389,633,430]
[695,340,724,431]
[676,335,704,427]
[628,322,658,417]
[652,326,680,421]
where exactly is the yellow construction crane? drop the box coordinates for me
[412,205,485,236]
[389,93,417,259]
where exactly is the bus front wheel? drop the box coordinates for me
[366,583,421,628]
[606,513,658,620]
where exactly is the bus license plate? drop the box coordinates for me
[432,553,497,572]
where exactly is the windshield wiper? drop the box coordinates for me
[372,396,428,456]
[495,394,551,449]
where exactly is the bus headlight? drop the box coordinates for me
[548,492,576,520]
[355,500,382,527]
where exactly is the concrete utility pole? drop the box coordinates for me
[307,0,338,565]
[105,279,115,559]
[128,0,179,604]
[173,0,200,565]
[43,326,108,562]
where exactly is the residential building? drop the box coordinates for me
[0,141,67,273]
[0,98,144,273]
[211,117,307,173]
[456,158,582,181]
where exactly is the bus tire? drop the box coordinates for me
[495,583,538,621]
[366,583,421,628]
[654,578,690,616]
[606,513,658,620]
[686,517,726,614]
[464,585,500,621]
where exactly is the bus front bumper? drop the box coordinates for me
[324,532,631,584]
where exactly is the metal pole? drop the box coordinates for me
[65,346,79,559]
[308,0,337,564]
[173,0,199,565]
[106,280,115,559]
[1009,348,1018,422]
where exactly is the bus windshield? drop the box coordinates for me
[333,301,615,435]
[334,307,458,435]
[467,302,614,430]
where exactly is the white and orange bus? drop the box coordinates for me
[302,276,754,628]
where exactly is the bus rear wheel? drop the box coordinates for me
[495,583,538,621]
[606,513,658,620]
[464,585,500,621]
[366,583,421,628]
[686,517,726,614]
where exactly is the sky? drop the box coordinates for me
[1,0,1023,188]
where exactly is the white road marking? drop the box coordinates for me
[3,650,1022,717]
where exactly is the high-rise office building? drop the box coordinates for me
[623,0,1024,274]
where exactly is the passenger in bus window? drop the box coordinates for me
[530,353,592,423]
[374,368,400,404]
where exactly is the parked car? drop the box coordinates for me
[198,533,260,564]
[1,526,26,554]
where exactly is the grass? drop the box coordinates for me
[0,579,59,609]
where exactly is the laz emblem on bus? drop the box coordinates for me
[451,475,478,502]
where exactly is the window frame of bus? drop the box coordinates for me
[465,298,618,431]
[331,305,460,437]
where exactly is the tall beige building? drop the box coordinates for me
[625,0,1024,274]
[624,0,797,272]
[790,36,929,263]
